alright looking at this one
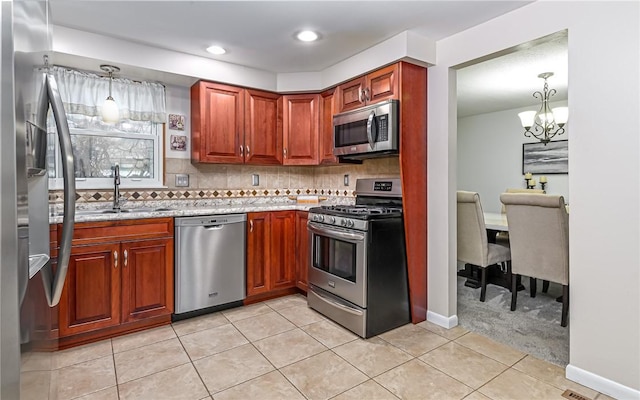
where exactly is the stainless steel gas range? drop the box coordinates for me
[307,178,410,338]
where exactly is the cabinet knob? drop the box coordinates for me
[114,250,118,268]
[246,145,250,155]
[358,87,365,103]
[240,145,244,156]
[363,87,370,102]
[124,249,128,267]
[250,220,254,232]
[283,148,287,158]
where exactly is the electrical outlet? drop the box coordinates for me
[252,174,259,186]
[344,174,350,186]
[175,174,189,187]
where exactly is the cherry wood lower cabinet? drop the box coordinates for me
[56,218,174,348]
[246,211,296,300]
[295,211,309,292]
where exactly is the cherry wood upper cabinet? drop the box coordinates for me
[319,89,338,164]
[191,81,244,164]
[282,94,319,165]
[244,89,282,165]
[336,63,399,113]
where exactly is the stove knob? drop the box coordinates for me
[340,219,347,226]
[329,216,336,224]
[347,219,354,227]
[318,215,324,222]
[312,215,318,221]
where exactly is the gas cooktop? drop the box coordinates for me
[309,204,402,220]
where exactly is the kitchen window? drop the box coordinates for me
[47,66,166,189]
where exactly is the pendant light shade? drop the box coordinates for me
[100,65,120,123]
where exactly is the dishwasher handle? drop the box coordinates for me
[204,225,224,230]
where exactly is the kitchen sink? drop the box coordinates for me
[60,207,175,217]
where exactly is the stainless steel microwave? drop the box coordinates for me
[333,99,399,159]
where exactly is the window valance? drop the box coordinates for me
[50,66,166,123]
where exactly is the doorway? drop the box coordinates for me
[453,31,569,366]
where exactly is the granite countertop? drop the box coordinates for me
[49,196,352,224]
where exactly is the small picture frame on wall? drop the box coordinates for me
[168,114,185,130]
[522,140,568,174]
[170,135,187,151]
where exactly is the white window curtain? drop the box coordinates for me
[50,66,166,123]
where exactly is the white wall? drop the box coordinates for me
[457,101,569,213]
[428,1,639,397]
[164,84,191,160]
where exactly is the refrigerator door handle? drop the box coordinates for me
[40,73,75,307]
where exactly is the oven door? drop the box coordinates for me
[307,221,367,308]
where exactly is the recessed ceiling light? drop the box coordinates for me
[297,30,318,42]
[206,45,226,55]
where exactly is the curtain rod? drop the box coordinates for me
[51,64,166,88]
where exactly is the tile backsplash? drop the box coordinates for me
[51,157,401,204]
[165,157,399,190]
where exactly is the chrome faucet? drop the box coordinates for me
[113,164,122,210]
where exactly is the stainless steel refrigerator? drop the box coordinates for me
[1,1,75,398]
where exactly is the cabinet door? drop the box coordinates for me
[58,243,121,336]
[247,212,271,296]
[192,81,244,164]
[336,76,366,112]
[295,211,309,292]
[282,94,319,165]
[319,89,338,164]
[121,238,174,322]
[270,211,296,290]
[365,63,398,104]
[245,89,282,165]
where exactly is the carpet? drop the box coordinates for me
[456,274,569,366]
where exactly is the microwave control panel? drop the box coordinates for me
[376,115,388,142]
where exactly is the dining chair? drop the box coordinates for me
[457,191,511,302]
[496,188,547,289]
[500,193,569,327]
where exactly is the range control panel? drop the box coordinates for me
[374,181,393,191]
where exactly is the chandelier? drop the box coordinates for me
[517,72,568,144]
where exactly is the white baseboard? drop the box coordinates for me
[426,311,459,329]
[566,364,640,400]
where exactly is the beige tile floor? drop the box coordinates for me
[21,294,612,400]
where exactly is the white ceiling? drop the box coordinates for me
[48,1,567,116]
[456,32,568,117]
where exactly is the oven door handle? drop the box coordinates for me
[311,288,364,316]
[308,222,365,242]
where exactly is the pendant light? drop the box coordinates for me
[100,64,120,123]
[517,72,568,145]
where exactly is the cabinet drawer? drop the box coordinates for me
[65,217,174,246]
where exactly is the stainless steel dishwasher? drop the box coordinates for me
[174,214,246,317]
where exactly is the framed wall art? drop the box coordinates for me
[168,114,185,130]
[522,140,568,174]
[170,134,187,151]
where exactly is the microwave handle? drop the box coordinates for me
[366,110,377,149]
